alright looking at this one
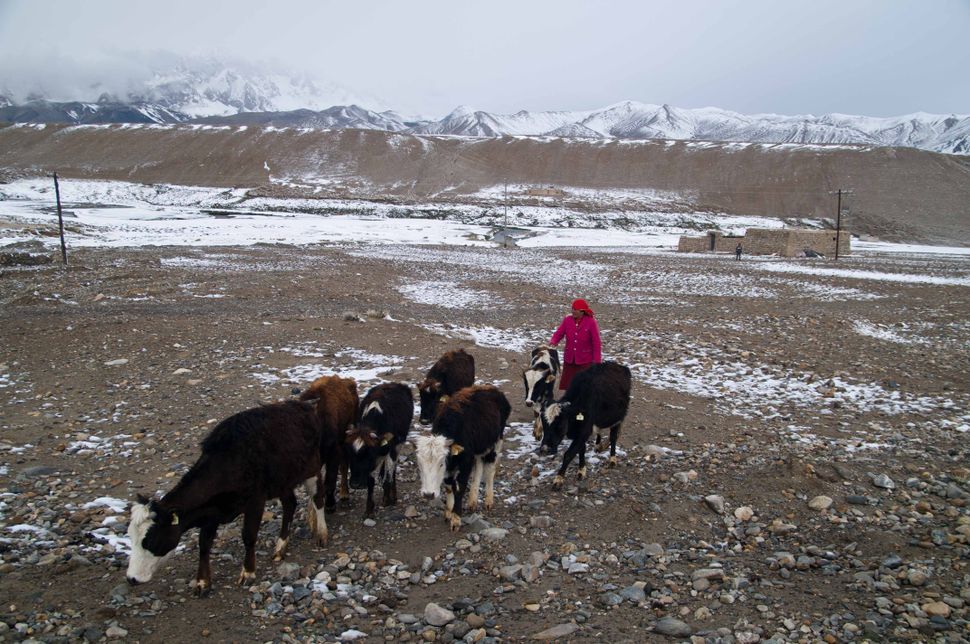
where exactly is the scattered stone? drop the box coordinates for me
[704,495,725,514]
[870,473,895,489]
[654,617,692,637]
[923,602,951,618]
[533,623,578,640]
[734,506,754,521]
[808,495,833,510]
[480,528,508,542]
[424,602,456,627]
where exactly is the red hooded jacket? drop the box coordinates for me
[550,314,602,365]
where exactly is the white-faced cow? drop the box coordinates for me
[126,400,333,595]
[522,345,560,440]
[414,385,511,531]
[300,375,360,512]
[538,362,632,487]
[344,382,413,517]
[418,348,475,425]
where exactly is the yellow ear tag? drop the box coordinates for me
[450,443,464,456]
[171,512,179,526]
[381,433,393,446]
[575,413,585,421]
[439,395,449,404]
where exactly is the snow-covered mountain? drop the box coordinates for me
[0,54,387,118]
[414,101,970,155]
[1,56,968,155]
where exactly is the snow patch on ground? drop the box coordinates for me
[252,345,407,388]
[618,330,955,419]
[852,321,928,345]
[422,324,546,353]
[398,281,497,309]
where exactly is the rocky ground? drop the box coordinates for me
[0,242,968,643]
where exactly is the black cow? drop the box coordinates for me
[522,345,561,440]
[538,362,632,487]
[415,385,511,530]
[418,348,475,424]
[126,400,332,595]
[344,382,413,517]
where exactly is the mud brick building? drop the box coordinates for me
[678,228,850,257]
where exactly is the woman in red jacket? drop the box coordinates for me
[549,298,602,390]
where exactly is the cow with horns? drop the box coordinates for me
[126,400,333,595]
[415,385,511,531]
[418,348,475,425]
[299,375,360,512]
[522,345,560,441]
[343,382,413,517]
[538,361,632,487]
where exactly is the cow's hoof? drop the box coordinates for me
[533,429,543,442]
[449,515,462,531]
[608,456,618,467]
[272,538,288,561]
[444,509,454,520]
[595,442,608,453]
[237,569,256,587]
[315,531,329,547]
[484,498,494,512]
[552,475,564,488]
[578,466,587,480]
[466,499,478,512]
[193,578,211,597]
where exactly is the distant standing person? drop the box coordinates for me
[735,242,743,261]
[549,298,602,391]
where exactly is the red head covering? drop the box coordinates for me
[571,298,594,316]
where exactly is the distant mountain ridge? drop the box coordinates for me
[1,59,967,154]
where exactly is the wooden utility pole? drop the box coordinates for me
[504,179,508,227]
[53,172,67,265]
[831,188,852,261]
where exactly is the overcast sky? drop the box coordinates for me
[0,0,967,118]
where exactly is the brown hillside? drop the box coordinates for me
[2,123,969,244]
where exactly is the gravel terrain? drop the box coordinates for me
[1,242,968,643]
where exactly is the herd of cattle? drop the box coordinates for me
[125,347,633,595]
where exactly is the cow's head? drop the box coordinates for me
[522,366,556,408]
[126,495,182,585]
[344,423,395,490]
[538,400,580,455]
[413,434,463,499]
[418,378,446,425]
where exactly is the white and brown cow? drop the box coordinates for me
[414,385,511,530]
[418,348,475,425]
[538,361,632,487]
[522,345,560,441]
[126,400,333,595]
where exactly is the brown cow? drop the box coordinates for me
[300,375,360,512]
